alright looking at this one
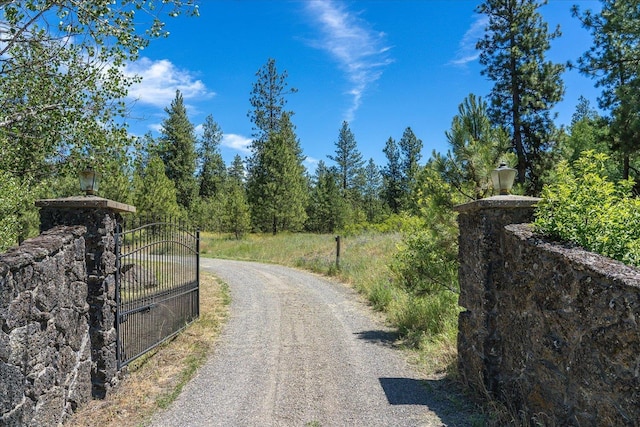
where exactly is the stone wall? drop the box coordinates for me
[457,196,640,426]
[40,205,121,398]
[0,226,92,426]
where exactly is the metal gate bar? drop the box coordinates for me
[115,217,200,368]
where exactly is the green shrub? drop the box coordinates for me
[369,280,397,311]
[391,291,459,342]
[535,151,640,267]
[390,216,459,296]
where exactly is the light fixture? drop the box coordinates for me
[79,168,100,196]
[491,162,517,195]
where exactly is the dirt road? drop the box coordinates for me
[150,259,477,426]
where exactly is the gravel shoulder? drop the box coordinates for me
[150,259,478,427]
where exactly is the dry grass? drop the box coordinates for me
[65,273,230,427]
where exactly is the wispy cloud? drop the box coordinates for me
[450,14,488,67]
[222,134,252,154]
[125,57,214,107]
[305,0,392,122]
[304,156,319,173]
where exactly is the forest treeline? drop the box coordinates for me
[2,0,640,257]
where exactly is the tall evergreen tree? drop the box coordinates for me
[198,114,226,198]
[477,0,565,192]
[328,121,365,196]
[223,155,251,239]
[572,1,640,180]
[247,58,297,147]
[158,90,198,208]
[228,154,246,183]
[306,161,347,233]
[398,127,423,210]
[362,158,384,223]
[133,155,182,219]
[382,137,403,213]
[247,113,308,234]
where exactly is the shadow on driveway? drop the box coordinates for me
[353,329,400,348]
[379,377,483,426]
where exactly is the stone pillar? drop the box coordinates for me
[453,195,539,397]
[36,196,135,398]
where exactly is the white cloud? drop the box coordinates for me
[222,134,252,154]
[124,57,214,107]
[304,156,319,173]
[148,123,162,133]
[450,14,488,66]
[305,0,393,122]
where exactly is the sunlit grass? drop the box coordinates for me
[200,231,401,295]
[65,273,230,427]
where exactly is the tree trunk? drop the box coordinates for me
[510,31,526,185]
[624,153,630,181]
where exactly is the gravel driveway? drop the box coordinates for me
[150,259,477,427]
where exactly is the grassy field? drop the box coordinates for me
[201,231,399,292]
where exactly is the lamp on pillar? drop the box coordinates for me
[79,168,100,196]
[491,162,517,195]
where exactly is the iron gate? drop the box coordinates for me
[115,217,200,368]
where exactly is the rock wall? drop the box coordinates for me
[497,224,640,426]
[39,204,122,398]
[457,196,640,426]
[0,226,92,426]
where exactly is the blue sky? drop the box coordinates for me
[123,0,603,172]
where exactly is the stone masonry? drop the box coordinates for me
[1,196,135,426]
[456,195,640,425]
[0,226,92,426]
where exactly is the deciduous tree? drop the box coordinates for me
[0,0,197,178]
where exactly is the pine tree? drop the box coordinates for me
[247,113,308,234]
[133,155,182,219]
[228,154,246,183]
[158,90,198,208]
[198,114,226,198]
[247,58,297,148]
[555,98,618,180]
[223,155,251,239]
[382,137,403,214]
[438,94,512,200]
[572,1,640,180]
[398,127,423,211]
[328,121,365,196]
[477,0,565,192]
[306,161,347,233]
[362,158,384,223]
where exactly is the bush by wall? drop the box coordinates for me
[534,151,640,267]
